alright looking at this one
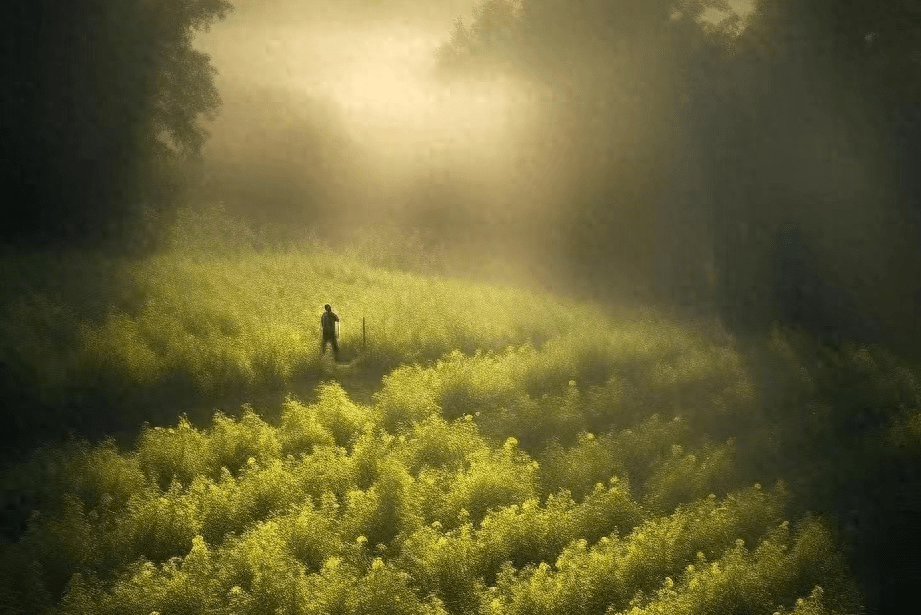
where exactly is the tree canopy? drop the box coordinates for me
[436,0,921,357]
[1,0,233,248]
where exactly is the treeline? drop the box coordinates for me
[434,0,921,358]
[0,0,232,249]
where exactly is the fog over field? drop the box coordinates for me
[189,0,921,352]
[194,0,552,282]
[2,2,921,615]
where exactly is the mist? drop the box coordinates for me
[187,0,920,359]
[193,1,546,278]
[4,0,917,351]
[4,3,921,614]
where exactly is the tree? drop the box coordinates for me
[0,0,233,248]
[706,0,921,351]
[438,0,921,355]
[435,0,728,303]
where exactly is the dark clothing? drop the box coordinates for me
[321,310,339,357]
[321,311,339,334]
[321,330,339,356]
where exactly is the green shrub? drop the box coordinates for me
[478,389,587,451]
[60,535,215,615]
[476,497,577,579]
[434,350,521,420]
[61,441,147,513]
[234,458,308,523]
[574,478,646,543]
[614,520,857,615]
[398,523,484,612]
[395,414,490,475]
[18,496,101,601]
[438,438,538,527]
[340,459,422,548]
[78,312,163,387]
[539,432,624,500]
[608,415,692,489]
[291,446,358,500]
[279,397,336,455]
[489,485,789,615]
[277,501,343,571]
[398,480,644,613]
[310,382,370,447]
[136,417,215,488]
[300,556,360,615]
[0,539,53,614]
[350,426,398,489]
[211,521,308,615]
[1,440,146,522]
[117,481,202,564]
[375,365,442,432]
[514,332,613,397]
[188,470,240,545]
[641,440,737,513]
[777,587,834,615]
[348,558,445,615]
[209,407,281,473]
[540,414,693,501]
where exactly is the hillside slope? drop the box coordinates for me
[0,244,919,613]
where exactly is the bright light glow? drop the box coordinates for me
[194,17,542,219]
[202,22,533,152]
[700,0,755,26]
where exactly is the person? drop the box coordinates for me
[320,304,340,359]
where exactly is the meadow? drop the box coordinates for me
[1,214,919,614]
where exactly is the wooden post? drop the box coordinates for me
[362,316,366,351]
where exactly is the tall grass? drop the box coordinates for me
[0,244,599,422]
[2,214,920,613]
[0,372,861,615]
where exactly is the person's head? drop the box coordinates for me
[324,304,331,312]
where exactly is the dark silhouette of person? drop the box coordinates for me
[321,304,339,358]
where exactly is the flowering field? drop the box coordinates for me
[1,240,919,614]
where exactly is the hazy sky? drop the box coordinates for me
[195,0,511,147]
[193,0,547,240]
[192,0,762,283]
[195,0,755,188]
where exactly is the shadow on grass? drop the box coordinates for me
[0,348,391,469]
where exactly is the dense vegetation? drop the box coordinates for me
[1,0,232,247]
[2,224,920,613]
[0,209,600,448]
[3,0,919,611]
[431,0,921,357]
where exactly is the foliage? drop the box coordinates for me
[0,343,871,614]
[0,241,595,442]
[434,0,921,359]
[1,0,233,247]
[5,245,921,613]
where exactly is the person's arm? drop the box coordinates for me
[335,314,340,338]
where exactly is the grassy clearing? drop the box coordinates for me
[1,245,590,405]
[0,241,604,452]
[1,237,919,614]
